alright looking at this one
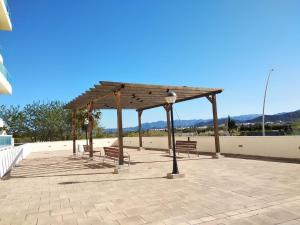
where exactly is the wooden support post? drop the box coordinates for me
[115,91,124,165]
[72,109,77,155]
[211,94,221,157]
[164,104,172,153]
[138,110,143,150]
[88,102,94,159]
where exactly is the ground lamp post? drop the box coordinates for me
[262,69,274,136]
[165,91,184,179]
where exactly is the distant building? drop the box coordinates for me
[0,0,12,95]
[0,118,7,135]
[0,118,4,127]
[0,0,12,30]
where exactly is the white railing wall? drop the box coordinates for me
[0,144,31,178]
[123,136,300,160]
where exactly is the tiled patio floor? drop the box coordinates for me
[1,149,300,225]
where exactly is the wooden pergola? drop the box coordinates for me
[65,81,223,164]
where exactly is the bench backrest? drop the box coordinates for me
[104,147,119,158]
[175,141,197,150]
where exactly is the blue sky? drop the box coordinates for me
[0,0,299,128]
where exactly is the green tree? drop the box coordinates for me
[76,108,102,139]
[0,101,104,142]
[0,105,26,137]
[292,120,300,135]
[227,115,237,135]
[23,101,71,141]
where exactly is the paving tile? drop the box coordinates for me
[117,216,145,225]
[51,208,73,216]
[0,149,300,225]
[279,220,300,225]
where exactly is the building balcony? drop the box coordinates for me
[0,0,12,31]
[0,62,12,94]
[0,135,12,147]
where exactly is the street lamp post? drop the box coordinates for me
[84,118,89,146]
[165,91,184,179]
[262,69,274,136]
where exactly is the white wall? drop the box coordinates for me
[28,138,118,152]
[124,136,300,159]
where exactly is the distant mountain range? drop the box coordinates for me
[105,110,300,133]
[246,110,300,123]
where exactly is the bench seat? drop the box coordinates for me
[82,145,102,157]
[103,147,130,166]
[175,141,198,157]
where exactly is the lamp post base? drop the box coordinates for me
[212,153,222,159]
[166,173,185,179]
[138,147,144,151]
[114,165,130,174]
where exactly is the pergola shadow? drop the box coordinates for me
[7,155,117,180]
[58,176,166,185]
[132,155,214,165]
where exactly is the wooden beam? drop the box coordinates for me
[72,109,77,155]
[138,110,143,149]
[112,91,213,96]
[90,93,219,110]
[206,96,213,104]
[115,90,124,165]
[163,104,172,151]
[86,91,216,99]
[100,81,223,92]
[139,91,222,111]
[88,102,94,158]
[73,92,114,110]
[212,94,221,155]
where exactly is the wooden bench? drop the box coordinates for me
[83,145,101,157]
[103,147,130,166]
[175,141,198,157]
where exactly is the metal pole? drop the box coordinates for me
[72,110,77,155]
[170,103,179,174]
[88,102,94,158]
[85,126,88,146]
[262,69,274,136]
[138,110,143,150]
[164,105,172,153]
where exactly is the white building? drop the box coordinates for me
[0,118,7,135]
[0,0,12,95]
